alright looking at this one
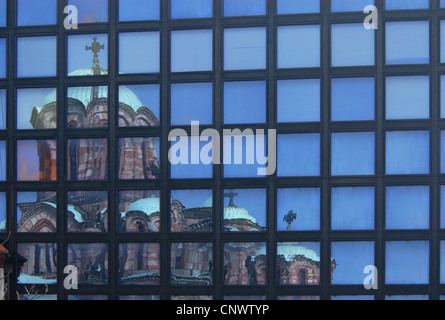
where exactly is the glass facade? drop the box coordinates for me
[0,0,444,301]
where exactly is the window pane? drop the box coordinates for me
[331,296,374,300]
[386,0,429,10]
[118,84,160,127]
[171,189,213,233]
[67,243,108,285]
[331,0,375,12]
[278,79,320,123]
[277,242,321,285]
[331,77,375,121]
[0,192,5,232]
[119,243,160,285]
[386,295,429,300]
[386,186,430,230]
[17,36,57,78]
[441,241,445,283]
[171,82,213,125]
[331,132,375,176]
[331,242,374,285]
[67,191,108,233]
[118,190,160,233]
[119,32,160,74]
[170,135,213,179]
[224,81,266,124]
[172,296,213,300]
[277,25,320,69]
[171,0,212,19]
[278,133,320,177]
[0,0,5,27]
[17,140,57,181]
[224,0,266,16]
[17,0,57,26]
[68,0,108,23]
[118,137,160,180]
[17,88,57,130]
[441,131,445,174]
[331,187,375,231]
[17,243,57,284]
[223,132,268,178]
[223,242,266,286]
[277,188,320,231]
[67,86,108,128]
[385,241,429,284]
[386,21,429,65]
[442,21,445,63]
[67,138,108,181]
[171,29,213,72]
[17,191,57,233]
[68,34,108,76]
[0,38,4,79]
[331,23,374,67]
[170,242,213,286]
[0,89,5,129]
[119,0,160,21]
[0,140,5,181]
[386,131,429,175]
[224,27,266,71]
[223,189,266,232]
[442,75,445,118]
[277,0,320,14]
[386,76,430,119]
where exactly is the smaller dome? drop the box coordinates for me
[68,68,108,77]
[126,197,160,217]
[277,244,320,262]
[224,206,257,224]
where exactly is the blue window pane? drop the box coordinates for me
[17,36,57,78]
[277,0,320,14]
[331,0,375,12]
[17,0,57,26]
[0,89,5,129]
[441,186,445,229]
[0,38,5,78]
[68,34,108,76]
[68,0,108,23]
[331,296,374,300]
[441,241,445,283]
[331,132,375,176]
[224,81,266,124]
[386,131,430,175]
[331,77,375,121]
[223,133,268,178]
[224,27,266,71]
[278,133,320,177]
[331,187,375,231]
[171,82,213,125]
[442,75,445,118]
[386,241,429,284]
[0,0,5,27]
[277,79,320,123]
[277,25,320,69]
[386,0,429,10]
[386,21,429,65]
[442,0,445,7]
[441,131,445,173]
[119,0,160,21]
[171,0,212,19]
[331,23,374,67]
[0,192,5,232]
[170,136,213,179]
[441,21,445,63]
[119,32,159,74]
[386,186,430,230]
[277,188,320,231]
[331,242,375,285]
[17,88,57,130]
[224,0,266,16]
[0,140,5,181]
[386,76,430,120]
[171,29,213,72]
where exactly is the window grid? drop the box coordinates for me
[0,0,443,300]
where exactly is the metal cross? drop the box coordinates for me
[85,37,105,64]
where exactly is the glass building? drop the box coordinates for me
[0,0,444,301]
